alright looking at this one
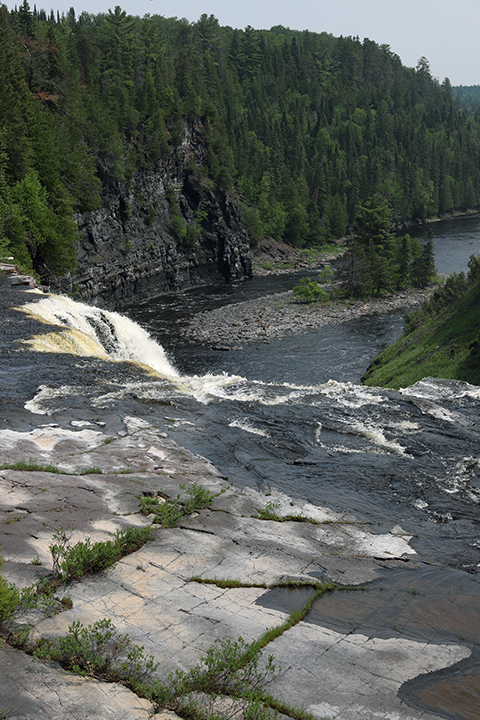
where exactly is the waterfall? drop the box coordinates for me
[18,292,180,378]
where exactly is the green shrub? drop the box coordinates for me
[34,618,158,683]
[34,621,279,719]
[292,276,329,303]
[255,501,281,521]
[0,553,19,624]
[152,636,279,719]
[169,636,276,696]
[140,484,215,527]
[171,214,186,240]
[50,526,152,581]
[185,222,200,246]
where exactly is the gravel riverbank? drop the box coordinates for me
[184,287,433,347]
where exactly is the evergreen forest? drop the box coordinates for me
[2,1,480,277]
[452,85,480,118]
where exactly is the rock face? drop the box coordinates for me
[54,123,252,309]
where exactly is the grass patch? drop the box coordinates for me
[0,460,104,476]
[248,581,333,657]
[188,576,328,592]
[140,483,216,528]
[178,579,333,719]
[50,526,152,582]
[363,263,480,388]
[189,577,250,589]
[0,460,63,474]
[254,501,320,524]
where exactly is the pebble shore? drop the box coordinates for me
[184,287,433,347]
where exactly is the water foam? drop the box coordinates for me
[349,420,410,455]
[18,294,179,378]
[18,294,391,412]
[25,384,85,415]
[402,377,480,401]
[228,418,271,437]
[317,379,386,408]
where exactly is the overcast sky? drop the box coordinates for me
[6,0,480,86]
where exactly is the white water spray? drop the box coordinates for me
[19,292,395,412]
[18,293,179,378]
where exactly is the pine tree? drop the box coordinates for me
[418,237,436,287]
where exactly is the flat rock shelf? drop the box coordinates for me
[0,420,470,720]
[1,279,477,720]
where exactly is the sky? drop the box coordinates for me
[6,0,480,86]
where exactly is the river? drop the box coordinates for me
[2,213,480,719]
[118,215,480,567]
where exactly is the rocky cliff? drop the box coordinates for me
[53,123,252,309]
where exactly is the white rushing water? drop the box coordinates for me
[19,292,480,414]
[18,292,393,409]
[14,288,480,572]
[19,292,180,378]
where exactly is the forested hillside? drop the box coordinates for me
[453,85,480,118]
[2,2,480,279]
[362,256,480,388]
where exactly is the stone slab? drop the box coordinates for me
[0,422,470,720]
[0,644,153,720]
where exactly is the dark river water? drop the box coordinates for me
[3,214,480,720]
[120,217,480,566]
[126,213,480,381]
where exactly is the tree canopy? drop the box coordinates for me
[337,195,436,297]
[1,3,480,275]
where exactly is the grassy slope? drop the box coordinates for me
[362,282,480,389]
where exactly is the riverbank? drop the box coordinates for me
[185,287,434,347]
[250,236,343,276]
